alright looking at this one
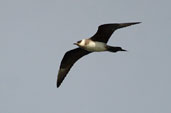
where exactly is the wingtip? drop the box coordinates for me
[118,22,141,29]
[129,22,142,26]
[56,82,61,88]
[57,84,60,88]
[125,22,142,25]
[134,22,142,24]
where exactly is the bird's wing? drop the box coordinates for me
[90,22,141,43]
[57,48,91,88]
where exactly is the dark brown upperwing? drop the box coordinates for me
[57,48,91,88]
[90,22,141,43]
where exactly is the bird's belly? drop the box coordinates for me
[83,42,107,52]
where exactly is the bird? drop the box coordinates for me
[57,22,141,88]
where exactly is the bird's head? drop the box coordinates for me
[73,40,85,47]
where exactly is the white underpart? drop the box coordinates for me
[80,39,107,52]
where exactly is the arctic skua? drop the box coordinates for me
[57,22,141,88]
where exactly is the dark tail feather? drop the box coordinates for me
[107,46,127,53]
[117,22,141,29]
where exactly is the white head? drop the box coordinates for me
[73,39,86,47]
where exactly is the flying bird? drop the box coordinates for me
[57,22,141,88]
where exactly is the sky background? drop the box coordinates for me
[1,0,171,113]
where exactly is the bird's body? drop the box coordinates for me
[57,22,141,88]
[76,39,107,52]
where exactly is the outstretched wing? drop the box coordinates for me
[57,48,91,88]
[90,22,141,43]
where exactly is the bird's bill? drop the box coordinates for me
[73,43,78,45]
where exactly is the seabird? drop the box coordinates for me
[57,22,141,88]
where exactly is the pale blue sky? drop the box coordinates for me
[1,0,171,113]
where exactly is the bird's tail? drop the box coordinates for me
[107,46,127,53]
[117,22,141,29]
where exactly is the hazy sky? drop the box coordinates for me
[1,0,171,113]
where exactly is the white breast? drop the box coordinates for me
[84,41,107,52]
